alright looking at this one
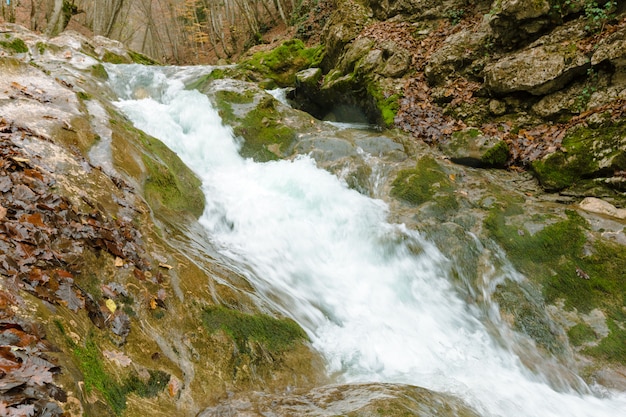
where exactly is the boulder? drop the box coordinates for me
[425,22,493,85]
[531,122,626,194]
[484,41,590,95]
[488,0,553,47]
[321,0,372,69]
[592,26,626,67]
[579,197,626,219]
[439,128,509,167]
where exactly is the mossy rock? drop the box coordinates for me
[240,39,324,87]
[0,37,29,53]
[72,334,170,415]
[128,50,159,65]
[391,156,453,206]
[532,120,626,191]
[485,207,626,365]
[202,305,307,354]
[441,128,509,168]
[102,50,132,64]
[109,115,205,217]
[493,280,566,355]
[214,92,296,162]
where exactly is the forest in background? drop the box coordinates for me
[0,0,316,63]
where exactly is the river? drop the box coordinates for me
[106,64,626,417]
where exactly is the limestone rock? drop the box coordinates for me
[531,122,626,193]
[379,40,411,78]
[532,83,585,118]
[484,42,590,95]
[439,128,509,168]
[579,197,626,219]
[295,67,322,97]
[364,0,473,20]
[489,0,552,46]
[321,0,372,69]
[592,26,626,67]
[425,24,493,85]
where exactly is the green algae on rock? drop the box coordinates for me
[240,39,324,87]
[391,156,453,206]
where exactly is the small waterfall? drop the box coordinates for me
[106,64,626,417]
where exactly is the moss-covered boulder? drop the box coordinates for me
[320,0,373,69]
[239,39,323,87]
[391,156,454,206]
[531,119,626,199]
[439,128,509,168]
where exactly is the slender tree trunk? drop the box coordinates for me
[271,0,287,26]
[45,0,64,36]
[105,0,124,38]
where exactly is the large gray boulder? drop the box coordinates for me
[425,22,493,85]
[484,41,590,95]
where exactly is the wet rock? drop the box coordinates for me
[439,128,509,168]
[198,383,481,417]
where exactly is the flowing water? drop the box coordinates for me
[106,65,626,417]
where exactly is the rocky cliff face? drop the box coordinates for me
[289,0,626,205]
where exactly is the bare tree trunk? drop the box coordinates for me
[45,0,64,36]
[271,0,288,26]
[105,0,125,38]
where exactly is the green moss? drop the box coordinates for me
[202,305,307,354]
[482,140,509,166]
[231,97,296,162]
[240,39,324,86]
[74,335,170,415]
[568,323,596,346]
[585,319,626,363]
[74,336,127,415]
[531,121,626,191]
[91,63,109,80]
[216,89,254,105]
[391,157,452,206]
[127,126,204,216]
[77,91,92,101]
[36,42,47,55]
[366,83,400,127]
[128,50,159,65]
[485,206,626,364]
[124,370,170,398]
[0,38,29,53]
[102,50,130,64]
